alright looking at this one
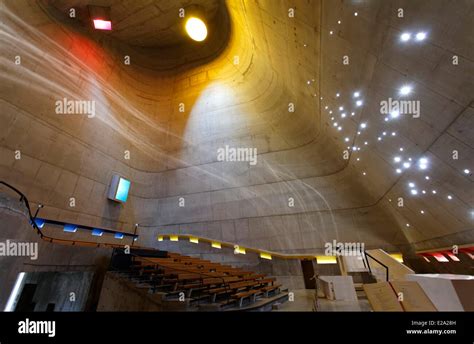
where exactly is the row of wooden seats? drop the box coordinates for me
[124,252,282,308]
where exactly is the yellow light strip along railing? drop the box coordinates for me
[155,234,403,263]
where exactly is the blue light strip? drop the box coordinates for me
[63,224,78,233]
[33,218,138,241]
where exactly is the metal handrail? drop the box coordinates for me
[0,181,145,249]
[1,181,234,303]
[364,250,390,281]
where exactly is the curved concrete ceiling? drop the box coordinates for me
[44,0,222,48]
[0,0,473,260]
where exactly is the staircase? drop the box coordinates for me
[337,249,414,302]
[364,249,415,282]
[102,249,288,311]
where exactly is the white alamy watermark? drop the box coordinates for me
[324,240,365,256]
[55,97,96,118]
[380,97,420,118]
[0,240,38,260]
[18,319,55,338]
[217,145,257,166]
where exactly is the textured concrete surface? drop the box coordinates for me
[0,0,473,279]
[0,192,111,310]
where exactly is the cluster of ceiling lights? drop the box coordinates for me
[322,20,472,228]
[400,31,427,42]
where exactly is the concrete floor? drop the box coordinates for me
[275,289,372,312]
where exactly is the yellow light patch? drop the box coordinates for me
[235,246,246,254]
[170,235,179,242]
[260,252,272,260]
[390,253,404,263]
[158,236,164,242]
[189,237,199,244]
[211,242,221,249]
[185,17,208,42]
[316,256,337,264]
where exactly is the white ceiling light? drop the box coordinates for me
[396,168,402,174]
[336,93,340,97]
[400,85,413,96]
[425,176,430,180]
[415,32,427,41]
[353,92,360,98]
[400,32,411,42]
[447,195,453,200]
[360,123,367,129]
[432,190,437,194]
[403,162,411,169]
[418,157,428,170]
[341,113,346,118]
[356,100,363,107]
[464,169,470,174]
[345,137,350,142]
[339,106,344,111]
[394,156,401,163]
[411,189,418,195]
[390,111,400,119]
[408,182,415,188]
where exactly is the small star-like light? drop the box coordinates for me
[400,32,411,42]
[415,32,427,41]
[400,85,413,96]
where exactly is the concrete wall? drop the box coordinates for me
[19,271,94,311]
[0,0,473,281]
[0,191,112,310]
[97,272,163,311]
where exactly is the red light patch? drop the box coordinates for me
[93,19,112,30]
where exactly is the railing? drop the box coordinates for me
[1,181,256,305]
[0,181,142,250]
[364,250,389,282]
